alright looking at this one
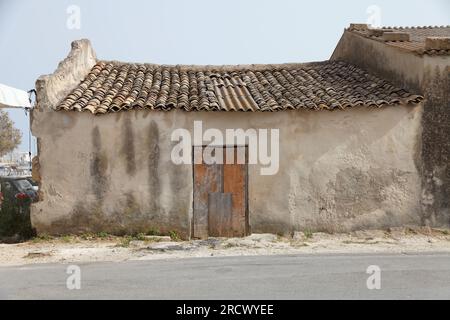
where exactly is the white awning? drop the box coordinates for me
[0,83,31,109]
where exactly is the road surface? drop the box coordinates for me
[0,253,449,299]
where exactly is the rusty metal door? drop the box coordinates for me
[193,146,248,238]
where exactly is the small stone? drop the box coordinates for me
[147,242,192,251]
[292,231,307,241]
[237,239,256,247]
[129,240,145,247]
[353,230,386,239]
[143,235,171,242]
[245,233,277,242]
[24,251,51,258]
[388,227,406,238]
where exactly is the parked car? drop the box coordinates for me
[25,176,39,192]
[0,176,36,240]
[0,177,38,210]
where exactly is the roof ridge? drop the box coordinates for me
[97,59,329,72]
[384,25,450,30]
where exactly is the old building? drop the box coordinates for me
[31,24,449,238]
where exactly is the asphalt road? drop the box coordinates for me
[0,253,449,299]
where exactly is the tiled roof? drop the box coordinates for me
[348,24,450,56]
[57,60,423,114]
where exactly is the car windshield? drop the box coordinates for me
[14,179,34,191]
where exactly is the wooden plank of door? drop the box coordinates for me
[208,192,233,237]
[223,146,247,237]
[193,147,222,239]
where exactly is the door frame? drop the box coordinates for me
[191,144,249,238]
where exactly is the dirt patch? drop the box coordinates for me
[0,227,449,267]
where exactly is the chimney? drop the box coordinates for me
[381,32,410,42]
[348,23,369,31]
[425,37,450,50]
[368,28,393,37]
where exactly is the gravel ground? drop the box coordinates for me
[0,227,449,266]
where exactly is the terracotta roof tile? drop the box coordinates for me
[56,60,423,114]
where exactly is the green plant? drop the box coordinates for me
[96,231,110,239]
[31,233,53,243]
[80,232,95,240]
[168,230,180,241]
[276,232,285,238]
[0,110,22,156]
[146,227,160,236]
[0,197,35,242]
[303,229,313,239]
[61,235,74,243]
[134,233,146,241]
[117,236,133,247]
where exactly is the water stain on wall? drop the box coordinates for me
[147,120,161,216]
[121,117,137,176]
[90,126,109,203]
[123,192,141,218]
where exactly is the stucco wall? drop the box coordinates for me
[31,104,424,237]
[421,57,450,226]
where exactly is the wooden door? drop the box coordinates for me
[208,192,233,237]
[193,146,248,238]
[223,146,247,237]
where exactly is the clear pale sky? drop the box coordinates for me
[1,0,449,153]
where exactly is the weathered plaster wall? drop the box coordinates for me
[31,105,424,237]
[332,30,450,228]
[421,57,450,226]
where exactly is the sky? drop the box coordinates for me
[0,0,449,153]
